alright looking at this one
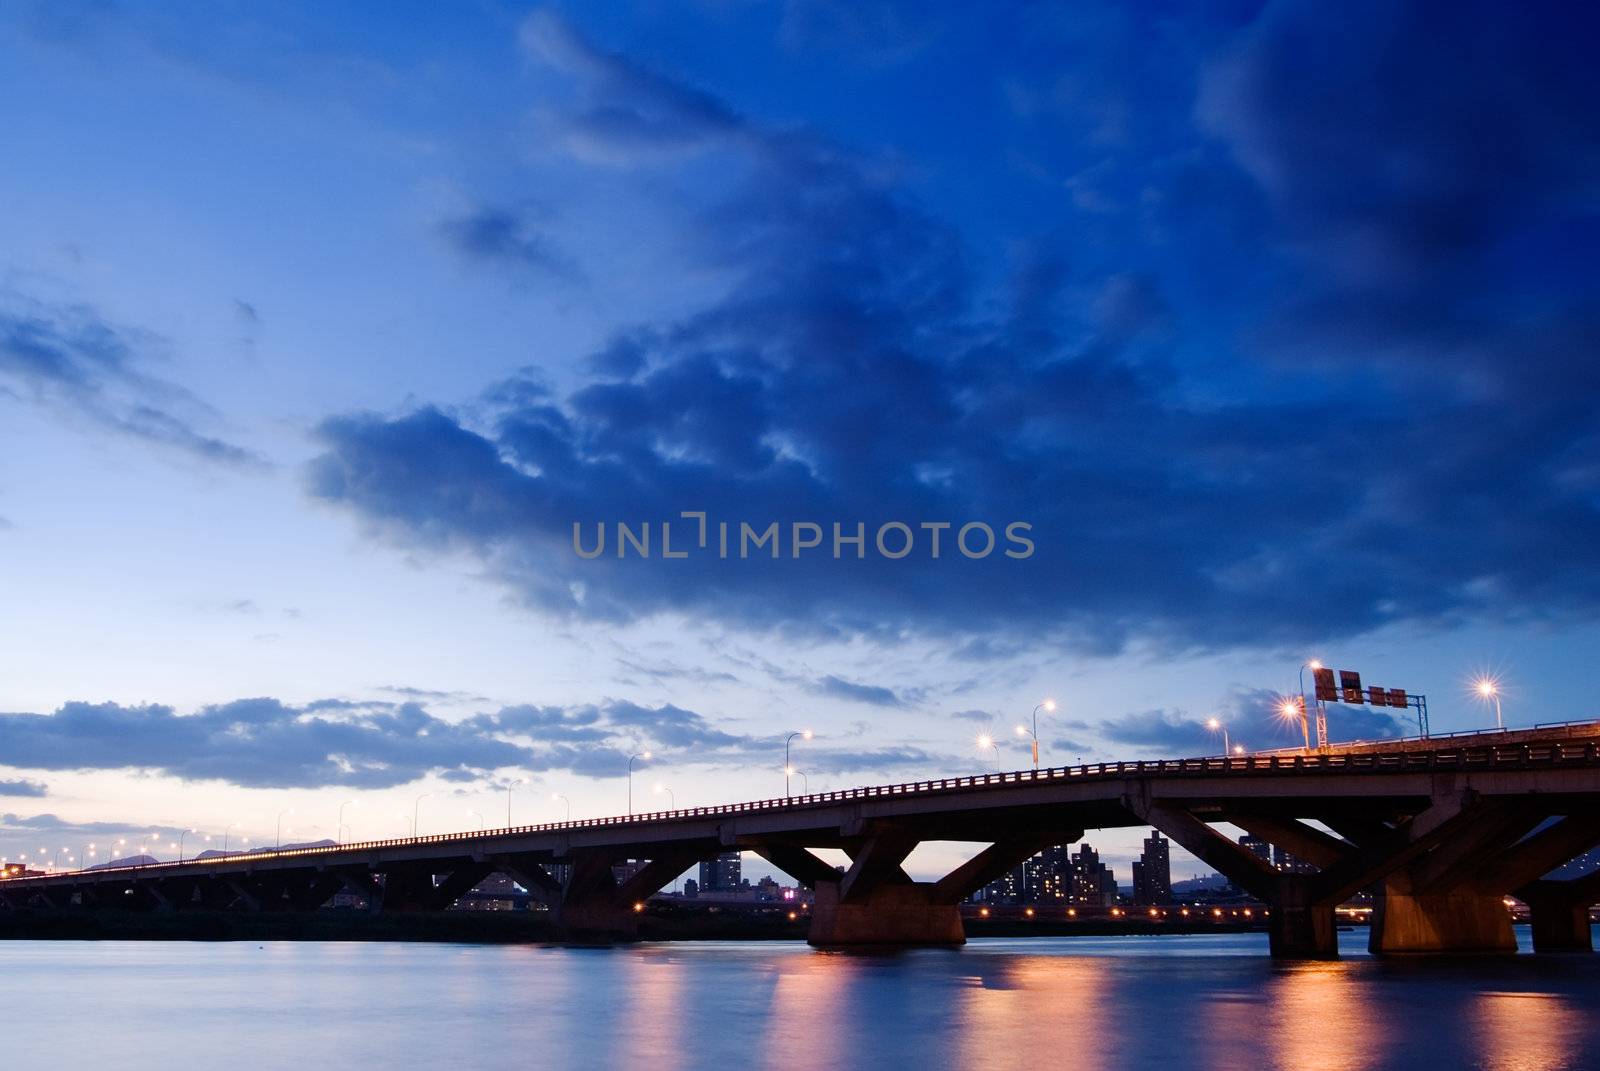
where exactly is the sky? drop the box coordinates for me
[1,0,1597,883]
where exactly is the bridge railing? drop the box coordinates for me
[10,736,1598,885]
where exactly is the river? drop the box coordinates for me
[5,927,1597,1069]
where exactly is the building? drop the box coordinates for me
[682,877,699,898]
[1272,843,1317,874]
[699,850,741,892]
[1024,844,1074,902]
[978,864,1025,904]
[1240,835,1272,865]
[1132,831,1172,904]
[1071,843,1118,906]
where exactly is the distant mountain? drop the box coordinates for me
[87,855,158,869]
[1171,874,1231,895]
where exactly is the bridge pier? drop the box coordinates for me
[1521,877,1599,953]
[1267,892,1338,960]
[1369,883,1516,955]
[807,880,965,947]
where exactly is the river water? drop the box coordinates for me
[4,927,1597,1069]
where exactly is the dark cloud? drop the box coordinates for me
[305,9,1600,656]
[438,205,577,277]
[1098,688,1409,757]
[0,694,936,790]
[0,779,47,798]
[811,675,903,708]
[0,291,265,467]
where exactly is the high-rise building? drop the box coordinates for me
[1071,843,1117,906]
[1240,835,1272,865]
[1272,843,1317,874]
[1133,832,1172,904]
[699,850,741,892]
[1024,844,1074,902]
[979,864,1025,904]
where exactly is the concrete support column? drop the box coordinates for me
[1273,896,1337,960]
[806,880,965,947]
[1370,880,1516,955]
[1522,884,1594,953]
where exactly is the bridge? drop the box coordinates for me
[4,722,1599,958]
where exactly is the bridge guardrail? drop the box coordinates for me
[7,735,1598,886]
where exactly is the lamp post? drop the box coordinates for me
[413,793,432,837]
[275,809,293,850]
[178,828,198,863]
[553,793,571,822]
[337,799,358,845]
[798,771,809,794]
[506,778,525,828]
[785,730,813,798]
[654,783,675,810]
[1016,699,1055,769]
[468,810,485,831]
[222,823,240,853]
[1475,678,1504,729]
[628,752,652,815]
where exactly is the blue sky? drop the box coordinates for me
[2,0,1597,880]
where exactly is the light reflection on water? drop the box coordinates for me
[1,927,1596,1070]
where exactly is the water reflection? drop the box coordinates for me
[1,934,1596,1069]
[1263,962,1386,1071]
[1473,990,1586,1071]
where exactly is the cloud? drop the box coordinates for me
[811,675,903,708]
[306,9,1600,658]
[1098,688,1410,757]
[0,291,265,467]
[0,694,936,789]
[0,779,47,798]
[438,204,577,277]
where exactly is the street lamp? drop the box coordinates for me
[976,732,1001,772]
[178,828,198,863]
[628,752,652,815]
[221,824,240,853]
[1015,699,1055,769]
[654,783,675,809]
[275,809,294,850]
[1475,678,1504,730]
[468,810,485,831]
[337,799,358,844]
[1206,717,1231,757]
[506,778,526,828]
[413,793,433,837]
[785,730,813,798]
[553,793,571,822]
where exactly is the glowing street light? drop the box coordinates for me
[552,793,572,822]
[976,732,1001,772]
[654,783,675,809]
[627,752,652,815]
[1205,717,1231,757]
[785,730,813,798]
[1016,698,1056,769]
[178,828,198,863]
[1474,677,1504,730]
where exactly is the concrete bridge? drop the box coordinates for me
[4,723,1599,958]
